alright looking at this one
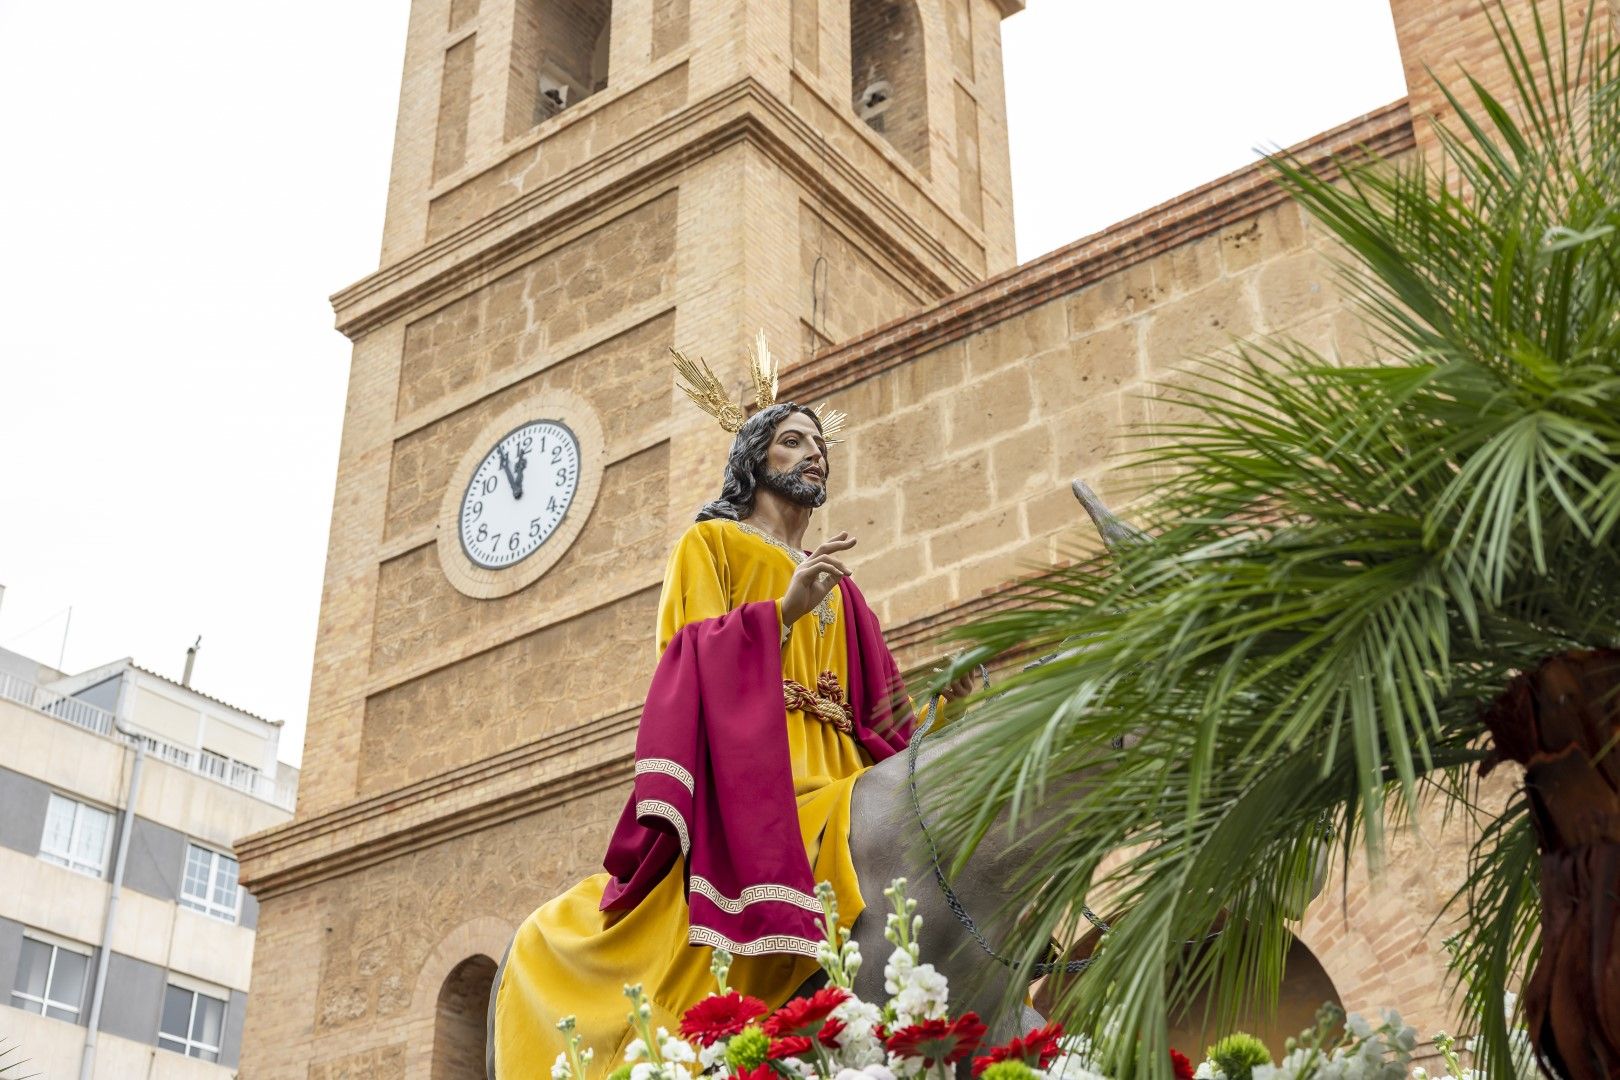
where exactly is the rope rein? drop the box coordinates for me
[905,667,1107,977]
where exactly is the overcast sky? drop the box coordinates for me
[0,1,1406,768]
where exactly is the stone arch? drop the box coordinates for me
[1164,935,1345,1059]
[433,954,499,1079]
[849,0,931,175]
[408,916,516,1077]
[507,0,614,135]
[1035,926,1344,1060]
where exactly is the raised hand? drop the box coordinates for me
[781,532,857,626]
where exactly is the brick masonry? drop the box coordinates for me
[236,2,1595,1076]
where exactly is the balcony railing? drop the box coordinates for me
[0,670,296,811]
[0,669,116,736]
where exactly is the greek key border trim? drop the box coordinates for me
[635,799,690,854]
[635,757,695,795]
[687,925,820,958]
[689,875,822,915]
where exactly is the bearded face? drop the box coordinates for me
[758,459,828,508]
[755,410,830,509]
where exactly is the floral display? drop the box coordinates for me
[545,878,1527,1080]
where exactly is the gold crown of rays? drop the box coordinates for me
[670,330,848,443]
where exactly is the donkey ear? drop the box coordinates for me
[1070,479,1150,555]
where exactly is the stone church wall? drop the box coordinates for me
[789,104,1406,656]
[248,790,623,1079]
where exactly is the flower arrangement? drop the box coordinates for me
[548,879,1189,1080]
[544,880,1528,1080]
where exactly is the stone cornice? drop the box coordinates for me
[330,76,984,341]
[238,707,641,897]
[778,99,1415,404]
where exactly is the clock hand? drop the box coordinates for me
[496,445,518,492]
[511,450,528,499]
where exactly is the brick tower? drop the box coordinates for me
[237,2,1023,1076]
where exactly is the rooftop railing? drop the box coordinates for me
[0,669,296,811]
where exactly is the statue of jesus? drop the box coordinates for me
[490,339,972,1075]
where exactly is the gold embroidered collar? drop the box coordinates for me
[733,520,837,636]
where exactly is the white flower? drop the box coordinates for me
[1044,1048,1114,1080]
[1193,1063,1221,1080]
[883,949,916,997]
[828,997,886,1069]
[859,1066,897,1080]
[889,962,949,1025]
[552,1052,572,1080]
[660,1036,697,1065]
[625,1038,650,1062]
[699,1042,729,1071]
[1043,1056,1111,1080]
[886,1050,926,1080]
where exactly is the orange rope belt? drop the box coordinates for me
[783,671,854,734]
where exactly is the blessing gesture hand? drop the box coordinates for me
[781,532,857,626]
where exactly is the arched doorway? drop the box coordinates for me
[432,954,499,1079]
[1035,933,1344,1061]
[1165,936,1345,1059]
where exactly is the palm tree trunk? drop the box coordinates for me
[1481,648,1620,1080]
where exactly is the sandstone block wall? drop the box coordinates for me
[808,194,1350,633]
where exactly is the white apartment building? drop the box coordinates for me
[0,646,298,1078]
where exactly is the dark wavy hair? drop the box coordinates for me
[695,403,827,521]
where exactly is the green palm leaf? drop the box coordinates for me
[924,5,1620,1076]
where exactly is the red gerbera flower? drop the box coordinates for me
[885,1014,989,1067]
[679,990,769,1047]
[734,1066,776,1080]
[971,1022,1067,1076]
[764,986,850,1038]
[817,1015,847,1049]
[768,1035,813,1060]
[1170,1049,1195,1080]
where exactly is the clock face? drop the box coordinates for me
[458,420,581,569]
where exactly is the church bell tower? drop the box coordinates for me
[236,1,1023,1076]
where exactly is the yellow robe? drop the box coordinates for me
[494,519,873,1075]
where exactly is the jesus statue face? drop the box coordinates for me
[757,411,829,509]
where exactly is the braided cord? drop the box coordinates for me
[905,670,1105,977]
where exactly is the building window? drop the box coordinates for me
[506,0,613,136]
[158,984,225,1061]
[849,0,931,175]
[180,844,240,923]
[10,936,91,1021]
[39,794,113,877]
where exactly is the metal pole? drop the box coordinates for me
[57,605,72,671]
[80,671,140,1080]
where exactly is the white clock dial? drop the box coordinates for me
[458,420,581,569]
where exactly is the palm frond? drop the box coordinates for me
[924,6,1620,1076]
